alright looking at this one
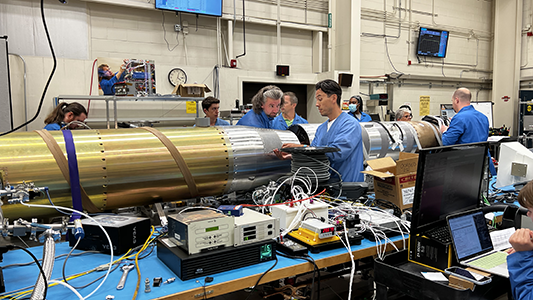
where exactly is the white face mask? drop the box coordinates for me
[349,104,358,113]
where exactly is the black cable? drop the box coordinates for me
[11,245,48,300]
[391,122,404,141]
[0,0,56,136]
[276,251,320,300]
[62,237,81,288]
[2,250,100,269]
[68,263,120,290]
[373,121,397,144]
[243,257,278,300]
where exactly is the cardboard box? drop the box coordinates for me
[172,83,211,97]
[362,152,418,210]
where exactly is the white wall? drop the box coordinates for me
[0,0,521,131]
[2,0,327,130]
[359,0,493,119]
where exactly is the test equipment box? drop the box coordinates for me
[68,215,150,255]
[234,208,279,246]
[168,210,234,255]
[157,237,276,281]
[271,200,328,229]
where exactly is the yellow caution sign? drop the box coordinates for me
[186,101,197,114]
[420,96,430,116]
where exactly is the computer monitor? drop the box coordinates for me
[410,142,488,235]
[417,27,449,58]
[495,142,533,188]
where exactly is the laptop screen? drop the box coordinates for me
[410,142,488,235]
[448,209,493,261]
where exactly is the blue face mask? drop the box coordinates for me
[349,104,358,113]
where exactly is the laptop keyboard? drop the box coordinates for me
[469,251,508,270]
[425,227,452,244]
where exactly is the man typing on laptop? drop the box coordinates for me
[508,180,533,300]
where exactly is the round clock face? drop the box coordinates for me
[168,68,187,86]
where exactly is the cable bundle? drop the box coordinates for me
[290,152,331,183]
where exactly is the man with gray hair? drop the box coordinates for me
[272,92,308,130]
[237,85,282,128]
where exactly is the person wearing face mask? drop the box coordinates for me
[98,61,127,95]
[347,95,372,122]
[237,85,283,129]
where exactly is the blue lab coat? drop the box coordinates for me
[100,72,125,95]
[508,251,533,300]
[193,118,230,127]
[215,118,230,126]
[236,110,274,128]
[271,113,308,130]
[348,111,372,122]
[44,123,61,130]
[311,112,365,182]
[442,105,496,175]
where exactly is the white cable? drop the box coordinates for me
[342,222,355,300]
[20,202,113,300]
[49,280,84,300]
[178,206,223,215]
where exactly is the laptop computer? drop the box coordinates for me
[447,208,509,278]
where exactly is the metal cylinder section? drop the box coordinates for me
[292,121,441,160]
[0,127,298,219]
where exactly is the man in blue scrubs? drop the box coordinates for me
[441,87,495,174]
[237,85,282,128]
[275,79,365,182]
[201,96,230,126]
[272,92,308,130]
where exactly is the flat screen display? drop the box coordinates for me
[417,27,449,58]
[410,142,488,235]
[155,0,222,17]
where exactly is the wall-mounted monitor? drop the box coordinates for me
[155,0,222,17]
[416,27,449,58]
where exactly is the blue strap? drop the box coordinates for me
[62,130,83,220]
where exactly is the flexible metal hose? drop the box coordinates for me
[30,230,55,300]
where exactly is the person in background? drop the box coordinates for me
[347,95,372,122]
[237,85,282,128]
[506,180,533,300]
[440,87,496,175]
[395,107,412,121]
[201,96,230,126]
[274,79,365,182]
[44,102,88,130]
[98,61,126,95]
[272,92,308,130]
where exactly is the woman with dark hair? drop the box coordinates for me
[347,95,372,122]
[44,102,88,130]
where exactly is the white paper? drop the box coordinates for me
[421,272,448,282]
[401,186,415,205]
[490,227,516,251]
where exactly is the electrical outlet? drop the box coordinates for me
[174,24,181,32]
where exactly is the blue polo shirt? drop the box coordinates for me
[236,110,274,128]
[442,105,495,175]
[271,113,308,130]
